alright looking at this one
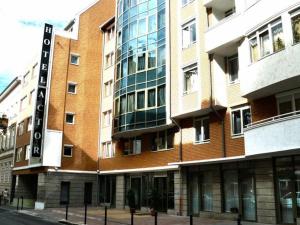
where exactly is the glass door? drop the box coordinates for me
[154,177,167,212]
[191,173,200,215]
[131,177,141,209]
[241,175,256,221]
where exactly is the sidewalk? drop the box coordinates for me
[17,206,271,225]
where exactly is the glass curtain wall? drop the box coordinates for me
[114,0,167,133]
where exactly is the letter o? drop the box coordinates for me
[44,39,51,45]
[34,132,42,139]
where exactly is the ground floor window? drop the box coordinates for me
[275,156,300,224]
[125,172,174,212]
[99,176,116,207]
[60,182,70,204]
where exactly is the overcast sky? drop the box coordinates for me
[0,0,97,92]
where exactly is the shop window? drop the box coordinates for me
[223,170,239,213]
[231,106,251,136]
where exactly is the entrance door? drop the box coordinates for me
[241,175,256,221]
[131,177,141,209]
[84,182,93,204]
[154,177,167,212]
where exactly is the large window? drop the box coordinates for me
[194,117,210,143]
[124,138,141,155]
[249,19,285,62]
[277,90,300,115]
[183,64,198,94]
[101,142,115,158]
[231,106,251,136]
[291,10,300,44]
[182,20,196,49]
[223,170,239,213]
[151,129,174,151]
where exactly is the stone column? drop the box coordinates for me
[174,168,188,216]
[116,175,125,209]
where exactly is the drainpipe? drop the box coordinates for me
[208,54,226,158]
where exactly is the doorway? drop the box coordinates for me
[131,177,142,209]
[240,174,256,221]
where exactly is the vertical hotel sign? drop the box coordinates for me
[31,23,53,158]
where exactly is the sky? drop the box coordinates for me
[0,0,97,93]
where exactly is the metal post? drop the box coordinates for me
[190,214,193,225]
[84,203,87,225]
[21,196,24,210]
[154,211,157,225]
[131,211,134,225]
[17,197,19,211]
[104,206,107,225]
[237,214,241,225]
[65,204,69,220]
[0,195,2,206]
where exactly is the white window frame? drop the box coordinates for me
[248,18,284,63]
[70,53,80,65]
[276,89,300,115]
[124,138,141,155]
[16,147,23,162]
[67,82,77,94]
[25,145,30,160]
[194,117,210,144]
[182,63,198,95]
[101,142,115,158]
[63,144,73,157]
[102,110,112,127]
[65,113,75,124]
[104,80,113,97]
[181,0,195,7]
[182,19,196,49]
[27,117,32,131]
[230,106,252,137]
[105,52,114,68]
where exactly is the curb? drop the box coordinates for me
[59,219,82,225]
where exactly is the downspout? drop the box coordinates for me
[208,54,226,157]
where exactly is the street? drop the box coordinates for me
[0,208,61,225]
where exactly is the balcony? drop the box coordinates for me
[240,43,300,99]
[244,111,300,156]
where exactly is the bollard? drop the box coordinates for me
[65,204,69,220]
[17,197,19,211]
[131,211,134,225]
[154,211,157,225]
[104,206,107,225]
[84,203,87,225]
[0,195,2,206]
[190,214,193,225]
[237,214,241,225]
[21,196,24,210]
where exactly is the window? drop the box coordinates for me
[18,121,25,136]
[105,52,114,68]
[157,85,165,107]
[231,106,251,136]
[225,8,236,18]
[60,182,70,204]
[106,25,115,42]
[23,72,30,86]
[25,145,30,160]
[201,172,213,211]
[181,0,194,6]
[182,20,196,48]
[29,89,35,105]
[137,91,145,110]
[120,95,127,114]
[227,55,239,84]
[127,93,135,112]
[16,147,23,162]
[103,110,111,127]
[70,54,80,65]
[67,83,77,94]
[65,113,75,124]
[194,117,210,143]
[63,145,73,157]
[104,80,113,97]
[151,129,174,151]
[223,170,239,213]
[27,117,32,131]
[249,19,285,62]
[20,96,27,111]
[147,89,156,108]
[124,138,141,155]
[101,142,115,158]
[277,90,300,115]
[291,10,300,44]
[183,64,198,94]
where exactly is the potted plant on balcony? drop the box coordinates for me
[149,189,160,216]
[127,189,136,213]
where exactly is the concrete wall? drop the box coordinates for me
[115,175,125,209]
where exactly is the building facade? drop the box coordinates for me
[0,78,20,200]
